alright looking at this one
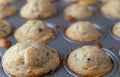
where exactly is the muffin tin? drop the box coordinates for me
[0,0,120,77]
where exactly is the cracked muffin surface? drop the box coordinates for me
[20,1,57,19]
[65,21,103,42]
[2,40,60,77]
[14,20,55,43]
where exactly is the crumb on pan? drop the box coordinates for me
[64,15,76,22]
[0,38,11,49]
[54,24,65,30]
[109,47,114,51]
[96,42,102,48]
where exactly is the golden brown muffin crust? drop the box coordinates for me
[14,20,55,43]
[64,4,94,19]
[65,21,103,42]
[2,40,61,77]
[67,46,113,77]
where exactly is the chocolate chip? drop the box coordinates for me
[41,57,44,59]
[35,58,40,61]
[87,58,91,61]
[39,28,43,32]
[46,52,49,56]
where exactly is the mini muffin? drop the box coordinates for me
[27,0,54,2]
[64,4,94,20]
[62,0,79,2]
[112,22,120,38]
[67,46,113,77]
[0,0,16,4]
[20,1,57,19]
[79,0,100,5]
[0,20,13,38]
[101,0,120,19]
[14,20,55,43]
[2,40,60,77]
[65,21,103,42]
[0,4,16,19]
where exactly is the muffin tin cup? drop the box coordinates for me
[63,47,119,77]
[1,48,57,77]
[102,14,120,21]
[3,69,56,77]
[62,23,106,44]
[3,71,11,77]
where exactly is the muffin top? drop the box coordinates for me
[27,0,54,2]
[65,21,103,42]
[20,1,57,19]
[2,40,60,77]
[62,0,79,2]
[0,4,16,19]
[112,22,120,38]
[0,0,16,4]
[101,0,120,19]
[101,0,113,3]
[0,20,13,38]
[79,0,100,5]
[14,20,55,43]
[67,46,113,77]
[64,4,94,19]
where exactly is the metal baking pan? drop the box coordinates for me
[0,0,120,77]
